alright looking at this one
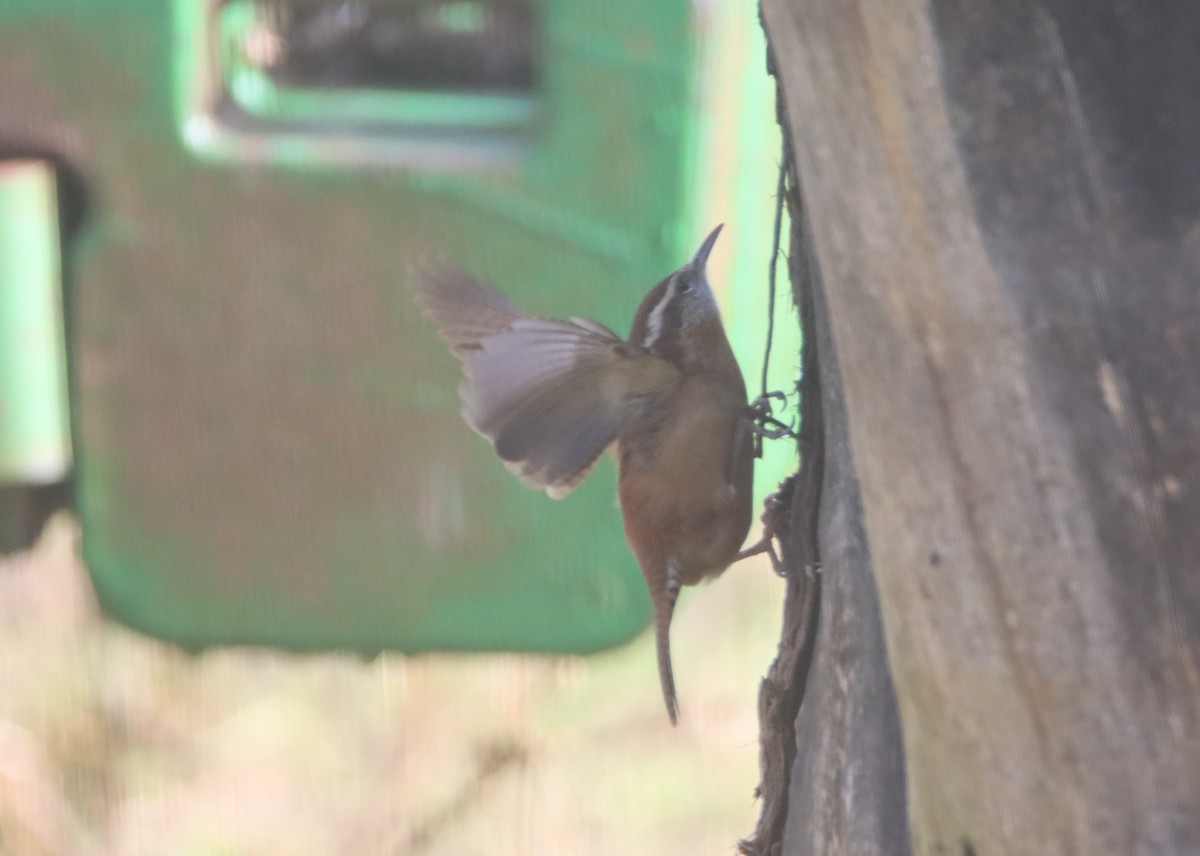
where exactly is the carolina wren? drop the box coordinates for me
[414,225,756,724]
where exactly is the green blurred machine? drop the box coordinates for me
[0,0,789,655]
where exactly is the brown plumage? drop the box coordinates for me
[413,225,754,724]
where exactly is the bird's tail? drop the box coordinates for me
[655,561,682,725]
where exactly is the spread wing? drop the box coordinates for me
[414,264,679,498]
[412,263,527,354]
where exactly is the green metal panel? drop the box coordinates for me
[0,0,709,655]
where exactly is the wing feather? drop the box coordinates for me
[412,263,527,354]
[463,319,659,498]
[414,264,680,498]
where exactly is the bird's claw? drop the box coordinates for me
[751,391,789,410]
[747,390,799,442]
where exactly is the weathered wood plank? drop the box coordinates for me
[758,0,1200,852]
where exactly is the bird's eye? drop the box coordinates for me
[678,281,692,294]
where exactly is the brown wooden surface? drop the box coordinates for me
[756,0,1200,853]
[740,133,909,856]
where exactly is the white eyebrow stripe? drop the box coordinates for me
[641,281,676,349]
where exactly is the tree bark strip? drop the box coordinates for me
[779,136,911,855]
[741,62,909,854]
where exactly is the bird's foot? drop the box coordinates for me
[735,535,783,576]
[734,484,791,577]
[747,391,799,442]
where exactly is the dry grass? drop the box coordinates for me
[0,515,782,855]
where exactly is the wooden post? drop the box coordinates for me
[751,1,1200,853]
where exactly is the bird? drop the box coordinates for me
[413,225,762,724]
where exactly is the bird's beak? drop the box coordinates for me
[691,223,723,272]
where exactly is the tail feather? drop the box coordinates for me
[655,563,682,725]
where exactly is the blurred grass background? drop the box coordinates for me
[0,514,782,855]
